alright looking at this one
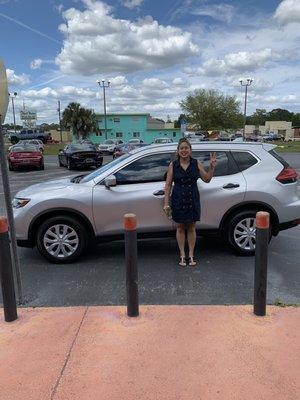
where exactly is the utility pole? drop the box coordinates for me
[97,79,110,140]
[57,100,63,142]
[9,92,18,133]
[240,78,253,141]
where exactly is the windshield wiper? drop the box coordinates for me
[70,174,87,183]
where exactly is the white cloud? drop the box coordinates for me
[274,0,300,24]
[172,77,186,86]
[6,69,30,85]
[186,48,281,77]
[21,86,95,100]
[108,76,128,86]
[55,0,198,75]
[142,78,168,89]
[122,0,144,9]
[30,58,43,70]
[192,3,235,23]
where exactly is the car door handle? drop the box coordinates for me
[153,190,165,196]
[223,183,240,189]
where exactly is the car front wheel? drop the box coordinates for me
[36,216,88,263]
[226,210,272,256]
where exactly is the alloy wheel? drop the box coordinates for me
[43,224,79,259]
[233,217,256,251]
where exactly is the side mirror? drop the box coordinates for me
[104,174,117,188]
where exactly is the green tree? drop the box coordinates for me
[268,108,293,121]
[292,113,300,126]
[246,108,268,125]
[180,89,243,130]
[174,113,188,128]
[62,102,98,139]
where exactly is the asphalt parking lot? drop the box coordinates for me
[0,153,299,307]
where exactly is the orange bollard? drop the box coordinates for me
[254,211,270,316]
[124,214,139,317]
[0,217,18,322]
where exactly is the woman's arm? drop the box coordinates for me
[164,162,173,207]
[197,152,217,183]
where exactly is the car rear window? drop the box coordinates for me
[268,149,289,167]
[69,144,97,151]
[231,151,258,171]
[193,151,239,176]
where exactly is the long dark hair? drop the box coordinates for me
[176,137,192,160]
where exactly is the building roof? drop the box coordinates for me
[95,113,150,117]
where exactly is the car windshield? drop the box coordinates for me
[81,153,131,183]
[69,144,97,151]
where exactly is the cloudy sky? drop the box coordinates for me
[1,0,300,124]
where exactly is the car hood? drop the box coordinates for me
[15,178,73,197]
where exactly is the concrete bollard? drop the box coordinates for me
[0,217,18,322]
[124,213,139,317]
[253,211,270,317]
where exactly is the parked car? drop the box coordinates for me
[20,139,44,152]
[7,144,44,171]
[128,139,144,145]
[58,143,103,170]
[10,129,50,144]
[153,138,173,144]
[13,141,299,263]
[217,132,235,141]
[98,139,123,154]
[113,143,136,159]
[189,137,206,144]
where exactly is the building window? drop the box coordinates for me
[98,118,102,123]
[116,132,123,138]
[173,132,176,137]
[114,117,120,122]
[133,132,140,137]
[132,116,139,122]
[96,131,102,136]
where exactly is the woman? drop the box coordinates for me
[164,138,217,267]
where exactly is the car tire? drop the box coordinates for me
[8,162,14,171]
[36,216,88,263]
[58,158,63,167]
[67,159,73,170]
[39,162,45,170]
[226,210,272,256]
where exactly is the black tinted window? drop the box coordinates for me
[193,151,238,176]
[115,153,172,184]
[232,152,258,171]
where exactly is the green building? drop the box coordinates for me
[88,113,182,144]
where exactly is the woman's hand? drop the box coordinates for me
[210,152,217,168]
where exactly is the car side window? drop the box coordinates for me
[115,153,172,184]
[231,151,258,171]
[193,151,239,176]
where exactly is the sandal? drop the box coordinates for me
[188,256,197,267]
[179,256,187,267]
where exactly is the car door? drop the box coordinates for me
[193,151,246,229]
[92,152,176,235]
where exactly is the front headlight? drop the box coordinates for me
[12,198,31,208]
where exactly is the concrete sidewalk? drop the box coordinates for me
[0,305,299,400]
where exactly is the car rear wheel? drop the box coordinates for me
[36,216,88,263]
[39,162,44,170]
[226,210,272,256]
[8,162,14,171]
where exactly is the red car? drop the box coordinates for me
[8,144,44,171]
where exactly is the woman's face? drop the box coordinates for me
[178,142,191,159]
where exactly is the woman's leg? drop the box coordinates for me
[176,223,186,258]
[187,222,196,257]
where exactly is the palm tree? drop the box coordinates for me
[62,102,99,140]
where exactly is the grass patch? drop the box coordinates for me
[44,143,65,155]
[275,141,300,153]
[274,298,300,307]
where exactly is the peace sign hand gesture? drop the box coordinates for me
[210,152,217,168]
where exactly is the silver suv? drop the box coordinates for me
[13,142,300,263]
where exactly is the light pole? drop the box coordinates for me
[9,92,18,133]
[97,79,110,140]
[240,78,253,141]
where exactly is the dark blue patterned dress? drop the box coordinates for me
[171,158,201,223]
